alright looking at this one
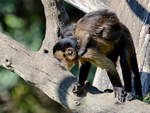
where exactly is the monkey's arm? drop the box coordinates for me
[78,34,90,56]
[72,61,91,96]
[78,40,88,56]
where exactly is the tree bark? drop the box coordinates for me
[64,0,110,13]
[0,0,150,113]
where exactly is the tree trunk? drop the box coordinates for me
[0,0,150,113]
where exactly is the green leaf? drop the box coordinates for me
[0,68,19,91]
[4,14,25,28]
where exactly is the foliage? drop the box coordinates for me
[0,0,45,93]
[0,0,17,14]
[0,67,19,92]
[143,93,150,104]
[4,14,25,28]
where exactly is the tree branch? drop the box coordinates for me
[40,0,69,52]
[64,0,110,13]
[0,32,76,107]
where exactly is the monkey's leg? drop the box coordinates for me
[120,47,142,100]
[105,64,126,102]
[72,61,91,96]
[120,49,133,101]
[130,52,142,97]
[83,49,125,102]
[99,57,125,102]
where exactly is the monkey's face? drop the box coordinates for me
[54,47,78,70]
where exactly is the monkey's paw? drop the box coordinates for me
[72,83,85,96]
[113,87,126,103]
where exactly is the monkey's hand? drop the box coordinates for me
[113,87,126,103]
[72,83,85,96]
[78,48,87,57]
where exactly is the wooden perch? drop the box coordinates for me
[0,0,150,113]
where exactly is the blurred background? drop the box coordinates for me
[0,0,96,113]
[0,0,149,113]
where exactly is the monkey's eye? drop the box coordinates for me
[67,48,73,56]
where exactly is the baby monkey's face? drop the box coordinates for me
[54,47,78,70]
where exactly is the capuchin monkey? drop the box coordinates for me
[53,10,142,102]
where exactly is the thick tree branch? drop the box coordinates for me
[0,32,76,108]
[40,0,69,52]
[64,0,110,13]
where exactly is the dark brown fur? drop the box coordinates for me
[53,10,142,102]
[74,10,123,56]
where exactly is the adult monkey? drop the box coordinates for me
[53,10,142,102]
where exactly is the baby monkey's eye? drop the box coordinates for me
[67,48,74,56]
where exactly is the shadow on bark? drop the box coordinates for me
[58,76,103,106]
[84,82,103,94]
[140,72,150,96]
[126,0,150,25]
[58,76,76,107]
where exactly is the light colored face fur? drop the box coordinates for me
[54,47,78,70]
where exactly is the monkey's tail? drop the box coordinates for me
[130,52,143,97]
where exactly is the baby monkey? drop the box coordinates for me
[53,10,142,102]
